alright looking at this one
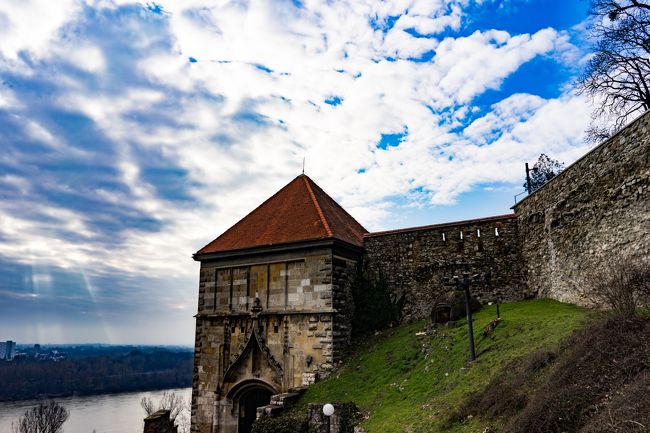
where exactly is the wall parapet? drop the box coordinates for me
[365,214,516,238]
[363,214,526,322]
[514,111,650,209]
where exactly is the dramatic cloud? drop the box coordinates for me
[0,0,592,343]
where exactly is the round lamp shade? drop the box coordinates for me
[323,403,335,417]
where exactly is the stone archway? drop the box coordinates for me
[227,380,276,433]
[237,386,272,433]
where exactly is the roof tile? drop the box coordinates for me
[196,175,367,255]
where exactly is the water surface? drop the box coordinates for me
[0,387,191,433]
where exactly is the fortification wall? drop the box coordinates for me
[513,112,650,304]
[363,215,528,322]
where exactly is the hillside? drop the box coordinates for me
[296,299,591,433]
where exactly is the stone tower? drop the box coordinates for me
[190,175,367,433]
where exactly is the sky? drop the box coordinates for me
[0,0,596,345]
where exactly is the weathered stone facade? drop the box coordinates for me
[191,243,360,433]
[513,112,650,303]
[364,214,526,322]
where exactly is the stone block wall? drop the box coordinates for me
[513,112,650,303]
[191,316,223,433]
[331,252,359,363]
[363,215,526,322]
[191,244,361,433]
[198,252,334,315]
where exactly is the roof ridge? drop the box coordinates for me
[194,177,303,254]
[302,175,333,237]
[308,179,368,234]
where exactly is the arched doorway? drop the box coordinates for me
[237,387,273,433]
[226,379,277,433]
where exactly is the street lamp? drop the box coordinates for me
[453,273,476,362]
[323,403,334,433]
[525,162,539,194]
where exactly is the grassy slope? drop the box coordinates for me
[298,299,589,433]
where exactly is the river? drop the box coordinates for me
[0,388,192,433]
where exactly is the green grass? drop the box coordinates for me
[297,299,590,433]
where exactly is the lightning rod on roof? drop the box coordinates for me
[302,157,305,175]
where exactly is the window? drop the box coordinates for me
[269,263,286,308]
[213,260,307,312]
[216,269,231,310]
[232,267,248,312]
[249,265,269,308]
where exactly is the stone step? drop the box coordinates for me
[256,403,285,419]
[270,391,302,407]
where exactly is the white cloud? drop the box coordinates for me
[432,28,559,104]
[59,43,107,73]
[0,0,592,288]
[0,0,80,59]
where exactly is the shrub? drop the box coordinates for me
[504,316,650,433]
[252,402,362,433]
[351,268,404,338]
[251,412,309,433]
[578,371,650,433]
[450,350,557,423]
[453,315,650,433]
[580,257,650,316]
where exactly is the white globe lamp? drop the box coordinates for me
[323,403,335,417]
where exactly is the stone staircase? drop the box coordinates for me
[256,388,306,419]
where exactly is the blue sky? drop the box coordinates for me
[0,0,595,344]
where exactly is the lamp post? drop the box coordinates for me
[454,273,476,362]
[323,403,334,433]
[525,162,539,194]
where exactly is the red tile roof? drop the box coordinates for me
[196,175,368,255]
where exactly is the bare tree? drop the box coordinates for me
[141,391,190,433]
[580,256,650,316]
[578,0,650,142]
[11,401,69,433]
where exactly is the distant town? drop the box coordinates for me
[0,341,69,362]
[0,341,16,361]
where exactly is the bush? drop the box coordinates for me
[251,412,309,433]
[503,316,650,433]
[252,402,362,433]
[578,371,650,433]
[351,269,404,338]
[581,257,650,316]
[454,315,650,433]
[450,350,557,423]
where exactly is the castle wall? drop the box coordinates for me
[363,215,527,322]
[513,113,650,304]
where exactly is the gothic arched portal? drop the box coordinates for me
[227,379,276,433]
